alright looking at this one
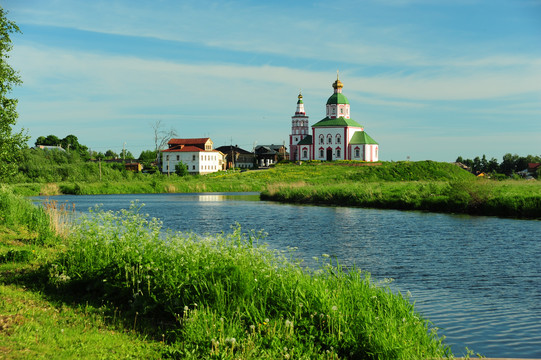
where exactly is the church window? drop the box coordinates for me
[336,135,341,144]
[355,148,360,158]
[303,149,307,158]
[192,155,196,161]
[340,107,343,114]
[319,149,324,158]
[336,148,341,158]
[327,135,332,144]
[176,155,179,161]
[319,135,324,144]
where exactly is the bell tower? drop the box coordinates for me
[289,92,310,161]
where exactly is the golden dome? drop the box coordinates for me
[333,71,343,89]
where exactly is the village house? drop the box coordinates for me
[255,144,289,167]
[215,145,256,169]
[161,138,225,175]
[289,75,379,162]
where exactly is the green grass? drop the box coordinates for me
[0,186,455,359]
[262,179,541,219]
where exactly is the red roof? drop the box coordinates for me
[162,145,217,153]
[528,163,540,170]
[168,138,211,146]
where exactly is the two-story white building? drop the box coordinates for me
[290,75,379,162]
[161,138,225,175]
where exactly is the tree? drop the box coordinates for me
[175,162,188,176]
[104,150,118,159]
[0,7,28,179]
[152,120,177,162]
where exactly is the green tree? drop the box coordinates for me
[175,162,188,176]
[104,150,118,159]
[0,7,28,179]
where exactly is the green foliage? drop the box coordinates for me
[0,185,54,244]
[47,204,452,359]
[0,7,29,180]
[457,153,541,176]
[104,149,118,159]
[175,162,189,176]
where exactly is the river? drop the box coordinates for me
[34,192,541,358]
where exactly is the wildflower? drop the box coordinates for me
[331,306,338,311]
[265,318,269,323]
[184,306,189,312]
[322,253,330,258]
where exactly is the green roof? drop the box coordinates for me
[350,131,378,145]
[297,135,312,145]
[326,93,349,105]
[312,117,363,128]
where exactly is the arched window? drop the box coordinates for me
[327,135,332,144]
[336,134,341,144]
[336,148,341,158]
[319,135,324,145]
[354,148,360,158]
[302,149,307,158]
[319,149,324,158]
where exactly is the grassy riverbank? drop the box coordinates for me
[0,186,454,359]
[9,161,474,196]
[10,161,541,219]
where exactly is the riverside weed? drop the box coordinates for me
[50,203,453,359]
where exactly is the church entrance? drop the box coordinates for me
[326,148,333,161]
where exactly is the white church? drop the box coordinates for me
[289,75,379,162]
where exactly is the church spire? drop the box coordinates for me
[295,92,305,115]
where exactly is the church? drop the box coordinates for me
[289,75,379,162]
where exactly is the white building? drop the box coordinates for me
[290,75,379,162]
[161,138,225,175]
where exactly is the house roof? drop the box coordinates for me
[312,116,363,128]
[168,138,211,146]
[162,146,220,153]
[255,145,288,155]
[34,145,66,152]
[215,145,253,155]
[297,135,313,145]
[349,131,378,145]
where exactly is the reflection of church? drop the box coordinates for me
[289,75,379,162]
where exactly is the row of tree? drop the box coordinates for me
[456,154,541,176]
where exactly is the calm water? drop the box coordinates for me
[34,193,541,358]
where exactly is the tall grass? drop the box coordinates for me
[48,203,452,359]
[0,185,54,244]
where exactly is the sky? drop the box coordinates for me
[3,0,541,161]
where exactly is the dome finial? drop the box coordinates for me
[332,71,343,90]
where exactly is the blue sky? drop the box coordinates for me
[4,0,541,161]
